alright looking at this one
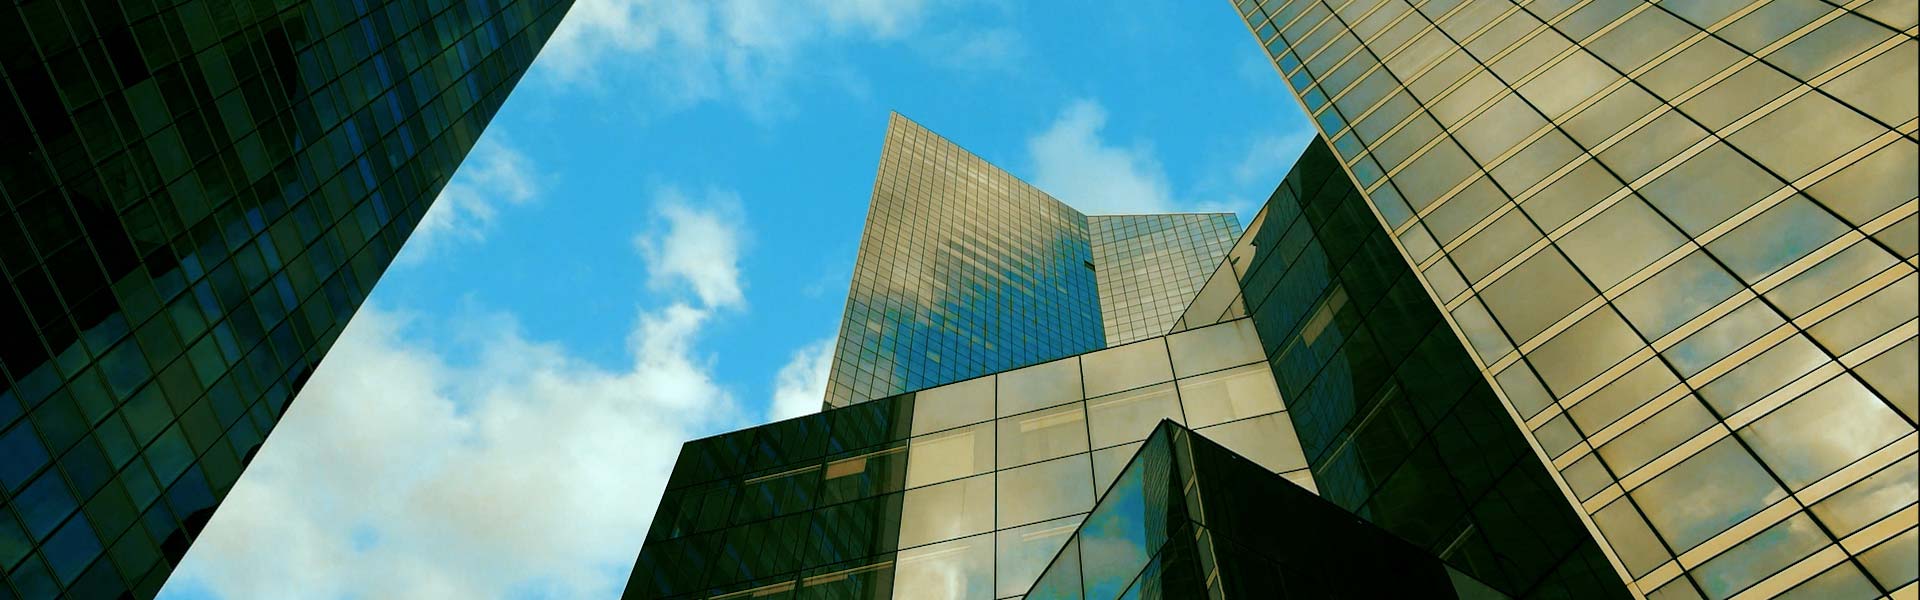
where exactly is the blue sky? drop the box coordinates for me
[161,1,1313,598]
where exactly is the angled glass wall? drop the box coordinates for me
[626,318,1310,600]
[824,114,1106,409]
[0,0,571,596]
[1180,137,1627,598]
[1025,420,1509,599]
[1089,213,1241,345]
[1236,1,1917,597]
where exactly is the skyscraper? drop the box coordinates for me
[0,0,570,596]
[823,114,1240,409]
[624,128,1627,598]
[1237,1,1917,597]
[1088,213,1240,345]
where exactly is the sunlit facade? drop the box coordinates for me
[824,114,1106,409]
[1088,213,1240,345]
[626,129,1633,598]
[1237,1,1918,597]
[0,0,570,596]
[631,317,1310,599]
[823,115,1242,409]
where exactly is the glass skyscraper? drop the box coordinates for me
[0,0,569,596]
[1238,1,1916,598]
[1088,213,1240,345]
[824,114,1239,409]
[625,128,1629,598]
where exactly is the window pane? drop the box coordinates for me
[1195,413,1308,474]
[1558,199,1687,289]
[1858,528,1918,590]
[1631,438,1787,552]
[998,357,1081,418]
[893,533,994,600]
[1738,375,1909,490]
[1693,513,1827,599]
[998,403,1089,469]
[1081,338,1173,398]
[1615,251,1743,340]
[1091,442,1141,494]
[1810,455,1917,538]
[1593,498,1670,578]
[1177,363,1285,428]
[1166,319,1264,378]
[996,514,1084,599]
[913,377,995,436]
[899,474,994,549]
[997,454,1095,529]
[906,423,993,489]
[1597,397,1716,476]
[1086,383,1183,450]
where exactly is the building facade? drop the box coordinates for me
[824,114,1107,409]
[1237,1,1918,598]
[1025,420,1509,599]
[633,316,1312,600]
[1088,213,1240,345]
[823,115,1240,409]
[0,0,570,596]
[626,131,1630,599]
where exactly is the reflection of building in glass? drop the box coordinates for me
[824,114,1239,409]
[633,317,1310,599]
[1237,1,1918,598]
[1026,420,1508,599]
[623,128,1628,598]
[0,0,571,596]
[1089,214,1240,345]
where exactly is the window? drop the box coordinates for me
[997,403,1089,469]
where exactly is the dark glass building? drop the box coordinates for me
[1191,137,1623,597]
[1237,1,1917,597]
[0,0,570,596]
[625,133,1628,599]
[1025,420,1508,599]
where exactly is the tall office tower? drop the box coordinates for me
[624,134,1628,599]
[823,114,1239,409]
[1088,213,1240,345]
[1237,1,1918,598]
[0,0,569,596]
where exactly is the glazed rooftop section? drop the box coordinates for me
[625,316,1310,599]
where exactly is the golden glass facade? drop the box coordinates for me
[1088,213,1241,345]
[824,114,1106,409]
[630,317,1311,599]
[1237,1,1917,597]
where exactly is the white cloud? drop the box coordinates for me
[402,135,539,264]
[1027,99,1177,214]
[164,192,756,599]
[1027,99,1318,222]
[537,0,934,118]
[768,336,835,421]
[635,189,748,309]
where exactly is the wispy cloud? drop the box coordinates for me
[164,190,755,599]
[537,0,937,118]
[401,135,540,264]
[1027,99,1177,214]
[1027,99,1316,219]
[768,335,836,421]
[636,188,748,309]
